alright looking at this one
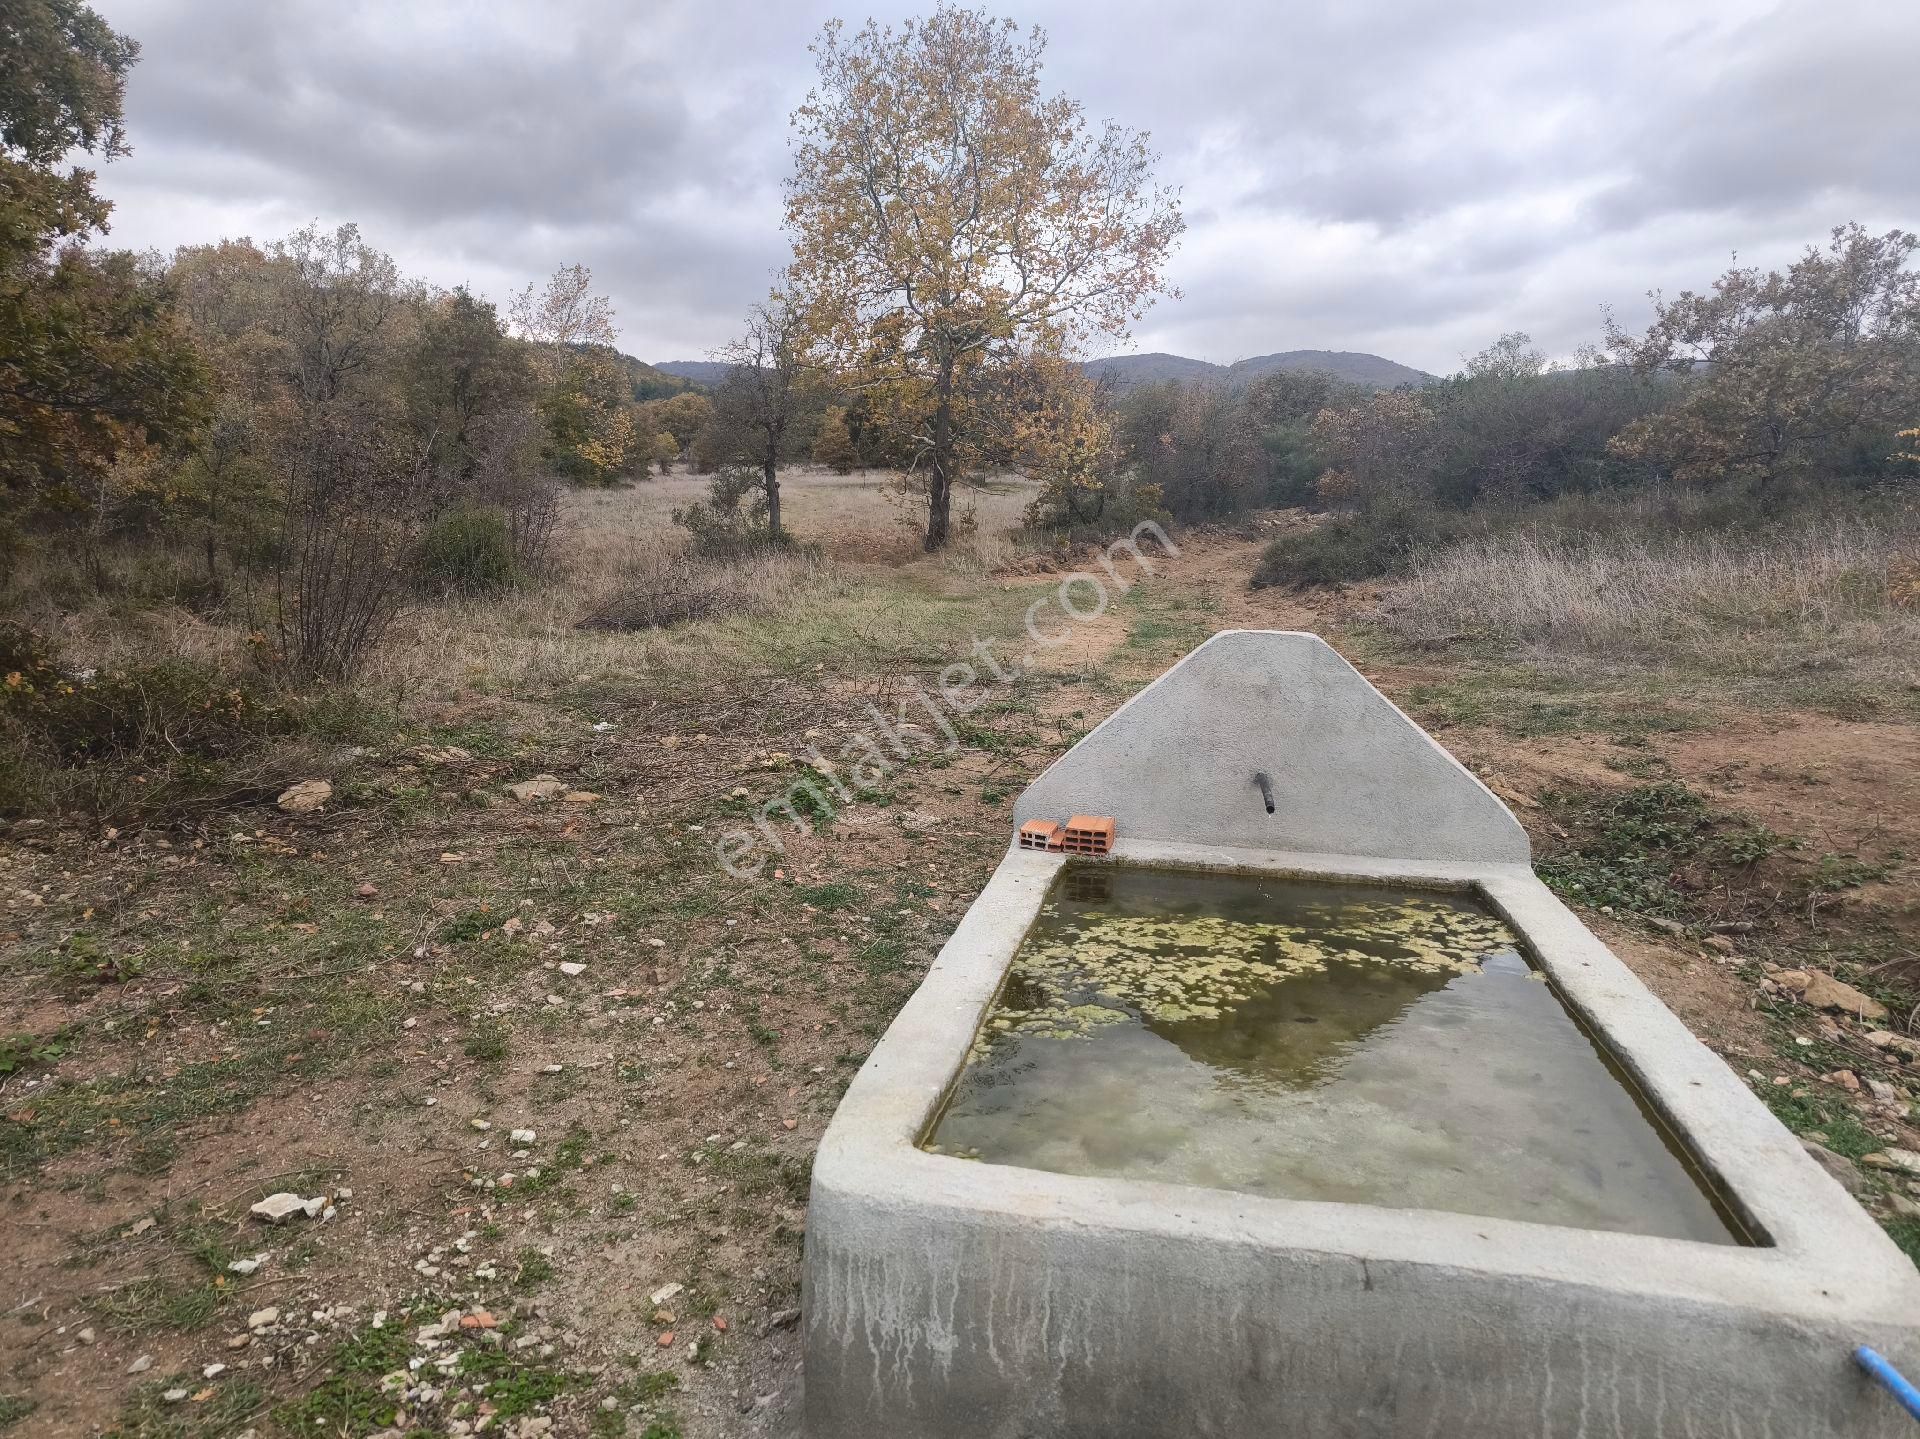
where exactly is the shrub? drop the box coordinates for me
[673,466,785,559]
[0,623,365,825]
[417,506,519,593]
[577,542,824,634]
[576,555,741,632]
[274,414,422,680]
[1023,471,1168,543]
[2,646,283,767]
[1251,501,1480,588]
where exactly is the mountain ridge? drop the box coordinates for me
[653,359,730,386]
[654,349,1434,392]
[1084,349,1433,391]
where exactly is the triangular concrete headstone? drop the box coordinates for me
[1013,630,1528,864]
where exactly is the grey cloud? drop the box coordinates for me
[88,0,1920,371]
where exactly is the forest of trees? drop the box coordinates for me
[3,0,1916,755]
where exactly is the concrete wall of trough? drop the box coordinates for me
[1012,630,1531,863]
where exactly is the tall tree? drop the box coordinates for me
[705,291,818,538]
[268,222,407,407]
[509,263,640,484]
[405,286,533,496]
[1606,225,1920,488]
[0,0,208,568]
[783,4,1181,550]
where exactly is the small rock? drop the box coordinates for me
[250,1192,310,1224]
[460,1311,499,1330]
[162,1388,189,1403]
[229,1254,267,1275]
[557,961,585,977]
[507,775,566,802]
[1866,1078,1901,1103]
[226,1334,252,1350]
[510,1128,536,1145]
[471,1118,492,1131]
[767,1307,801,1332]
[649,1282,684,1307]
[77,1326,95,1344]
[128,1354,153,1374]
[657,1331,676,1347]
[1862,1148,1920,1176]
[128,1216,156,1236]
[248,1307,279,1330]
[276,778,332,814]
[1800,1138,1866,1195]
[1704,934,1735,954]
[1828,1070,1861,1091]
[1799,970,1887,1020]
[302,1195,327,1219]
[202,1363,226,1379]
[356,882,379,899]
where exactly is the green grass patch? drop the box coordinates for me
[0,1396,37,1431]
[1753,1084,1884,1160]
[1538,781,1791,920]
[795,882,859,912]
[272,1316,414,1435]
[113,1377,270,1438]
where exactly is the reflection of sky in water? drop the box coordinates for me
[927,867,1739,1245]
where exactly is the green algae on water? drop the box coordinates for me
[927,865,1739,1245]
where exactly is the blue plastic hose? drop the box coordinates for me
[1858,1346,1920,1424]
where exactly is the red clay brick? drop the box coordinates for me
[1061,815,1116,855]
[1018,819,1062,852]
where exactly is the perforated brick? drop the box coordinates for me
[1018,819,1062,852]
[1060,814,1116,856]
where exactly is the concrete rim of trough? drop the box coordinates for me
[814,840,1919,1325]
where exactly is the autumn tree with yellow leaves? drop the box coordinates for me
[782,5,1182,550]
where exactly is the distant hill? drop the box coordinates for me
[1085,349,1433,392]
[574,348,694,401]
[653,359,731,387]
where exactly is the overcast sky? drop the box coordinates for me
[89,0,1920,375]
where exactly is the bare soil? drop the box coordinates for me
[2,485,1914,1438]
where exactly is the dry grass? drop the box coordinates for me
[7,468,1042,719]
[368,470,1037,703]
[566,464,1038,565]
[1382,515,1920,692]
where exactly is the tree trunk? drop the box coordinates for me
[204,472,220,585]
[926,351,955,551]
[763,419,783,539]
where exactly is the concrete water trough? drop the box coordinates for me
[801,630,1920,1438]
